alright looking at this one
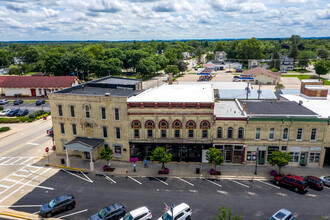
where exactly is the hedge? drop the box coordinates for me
[28,110,44,119]
[0,118,20,123]
[0,127,10,132]
[0,106,3,111]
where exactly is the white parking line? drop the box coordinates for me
[13,181,54,190]
[229,179,250,188]
[62,169,93,183]
[58,209,88,219]
[80,171,93,183]
[176,177,194,186]
[128,176,142,185]
[217,190,228,195]
[255,180,280,189]
[324,186,330,190]
[203,178,222,187]
[103,174,116,184]
[154,177,168,185]
[27,143,39,146]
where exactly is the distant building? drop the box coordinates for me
[279,54,294,71]
[215,51,227,61]
[248,59,261,69]
[242,67,281,85]
[182,52,190,60]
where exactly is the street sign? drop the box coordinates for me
[45,147,49,153]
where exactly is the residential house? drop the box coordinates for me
[242,67,281,85]
[280,54,294,71]
[248,59,261,69]
[215,51,227,61]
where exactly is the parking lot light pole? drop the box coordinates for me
[254,147,259,175]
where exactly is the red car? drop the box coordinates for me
[274,174,308,192]
[305,176,323,190]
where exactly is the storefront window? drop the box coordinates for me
[290,152,299,162]
[309,152,320,163]
[247,151,257,161]
[267,146,279,161]
[114,145,122,158]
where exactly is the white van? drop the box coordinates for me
[158,203,192,220]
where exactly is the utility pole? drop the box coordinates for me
[245,81,250,100]
[257,83,261,100]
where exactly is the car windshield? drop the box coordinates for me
[98,208,109,218]
[123,213,133,220]
[274,211,286,219]
[161,212,172,220]
[48,199,56,208]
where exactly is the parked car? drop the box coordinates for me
[16,109,29,117]
[13,99,23,105]
[0,109,11,116]
[280,70,287,73]
[274,174,308,192]
[0,99,9,105]
[121,206,152,220]
[305,176,323,190]
[36,100,46,106]
[320,176,330,186]
[158,203,192,220]
[90,203,126,220]
[233,75,240,82]
[39,194,76,218]
[269,208,294,220]
[225,70,232,73]
[7,109,20,117]
[47,127,54,136]
[236,69,243,73]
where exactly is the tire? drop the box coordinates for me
[46,212,52,218]
[186,216,191,220]
[275,180,280,185]
[294,187,299,192]
[67,205,74,210]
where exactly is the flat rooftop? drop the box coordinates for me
[179,82,249,90]
[127,84,213,103]
[214,101,245,117]
[218,89,277,100]
[91,76,141,85]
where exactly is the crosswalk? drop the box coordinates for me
[0,157,38,166]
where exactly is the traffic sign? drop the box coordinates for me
[45,147,49,153]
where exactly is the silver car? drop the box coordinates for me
[320,176,330,186]
[0,109,11,116]
[0,99,9,105]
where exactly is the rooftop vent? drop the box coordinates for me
[299,100,303,105]
[105,93,111,96]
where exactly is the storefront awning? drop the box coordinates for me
[64,137,104,152]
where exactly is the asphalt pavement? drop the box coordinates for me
[0,102,50,115]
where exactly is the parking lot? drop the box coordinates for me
[0,102,50,115]
[11,169,330,219]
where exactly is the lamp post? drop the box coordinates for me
[254,147,259,175]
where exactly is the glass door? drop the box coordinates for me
[179,147,188,162]
[258,151,265,165]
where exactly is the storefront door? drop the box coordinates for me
[84,152,90,160]
[258,151,265,165]
[300,152,308,166]
[179,147,188,162]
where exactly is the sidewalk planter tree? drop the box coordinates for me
[99,148,114,172]
[206,148,224,175]
[215,206,243,220]
[268,151,292,175]
[150,146,172,174]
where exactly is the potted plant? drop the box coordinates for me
[163,168,169,174]
[206,148,224,175]
[270,170,278,176]
[99,148,115,172]
[150,146,172,175]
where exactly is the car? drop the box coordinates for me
[36,100,46,106]
[13,99,23,105]
[39,194,76,218]
[194,67,198,70]
[320,176,330,186]
[269,208,294,220]
[280,70,287,73]
[158,203,192,220]
[225,70,232,73]
[121,206,152,220]
[0,109,11,116]
[47,127,54,136]
[7,109,20,117]
[16,109,29,117]
[274,174,308,192]
[305,176,323,190]
[0,99,9,105]
[90,203,126,220]
[236,69,243,73]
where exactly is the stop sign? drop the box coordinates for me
[45,147,49,153]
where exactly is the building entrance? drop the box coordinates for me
[324,148,330,166]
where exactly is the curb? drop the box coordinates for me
[44,164,85,171]
[0,210,38,220]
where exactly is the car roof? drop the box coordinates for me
[166,203,190,216]
[286,174,305,181]
[273,209,292,219]
[307,176,321,181]
[107,203,123,211]
[57,194,74,201]
[129,206,149,217]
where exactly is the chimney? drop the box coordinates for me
[299,100,303,105]
[169,73,173,85]
[105,93,110,96]
[242,103,246,111]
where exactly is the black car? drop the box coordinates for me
[305,176,323,190]
[36,100,46,106]
[13,100,23,105]
[39,194,76,218]
[7,109,20,117]
[90,203,126,220]
[16,109,29,117]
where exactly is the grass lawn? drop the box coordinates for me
[26,72,38,75]
[281,74,330,85]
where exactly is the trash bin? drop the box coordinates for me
[61,158,65,165]
[196,168,200,174]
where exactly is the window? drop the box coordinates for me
[115,127,120,139]
[160,121,168,138]
[174,130,180,138]
[296,128,303,140]
[114,108,119,121]
[202,130,208,138]
[238,127,244,139]
[85,105,90,119]
[114,145,122,157]
[246,151,257,161]
[60,123,65,134]
[146,121,154,138]
[58,105,63,117]
[290,152,299,162]
[269,128,275,140]
[187,121,195,138]
[227,127,233,139]
[309,152,320,163]
[310,129,317,141]
[102,126,108,138]
[132,121,140,138]
[173,121,181,138]
[188,130,194,138]
[201,121,210,139]
[70,106,75,117]
[101,107,106,120]
[134,129,139,138]
[72,124,77,135]
[267,146,279,161]
[255,128,261,140]
[161,130,167,138]
[174,213,184,220]
[281,146,287,151]
[217,127,222,139]
[282,128,288,140]
[104,143,109,149]
[147,129,153,138]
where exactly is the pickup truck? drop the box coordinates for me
[274,174,308,192]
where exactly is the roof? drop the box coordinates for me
[0,76,78,88]
[127,84,214,103]
[64,137,104,152]
[240,100,318,117]
[243,67,281,79]
[166,203,190,216]
[218,89,277,100]
[214,101,245,118]
[179,82,249,90]
[91,75,141,86]
[302,79,322,83]
[129,206,149,217]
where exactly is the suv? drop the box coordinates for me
[16,109,29,117]
[121,206,152,220]
[7,109,20,117]
[305,176,323,190]
[269,208,294,220]
[13,99,23,105]
[39,194,76,218]
[90,203,126,220]
[274,174,308,192]
[36,100,46,106]
[158,203,192,220]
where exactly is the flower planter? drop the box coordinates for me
[158,168,169,174]
[103,165,115,172]
[210,169,221,175]
[270,170,278,176]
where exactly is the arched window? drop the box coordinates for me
[200,120,210,139]
[145,120,154,138]
[282,128,288,140]
[217,127,222,139]
[159,120,168,138]
[186,120,196,138]
[172,120,182,138]
[238,127,244,139]
[227,127,233,139]
[131,120,141,138]
[85,105,90,118]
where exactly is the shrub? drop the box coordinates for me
[28,119,34,122]
[0,127,10,132]
[28,110,44,119]
[0,106,3,111]
[0,118,20,123]
[309,75,319,79]
[18,117,29,122]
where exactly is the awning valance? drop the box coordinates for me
[64,137,104,152]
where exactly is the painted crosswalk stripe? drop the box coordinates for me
[103,174,116,184]
[176,177,194,186]
[19,157,35,165]
[27,143,39,146]
[128,176,142,185]
[256,180,280,189]
[203,178,222,187]
[0,157,16,165]
[0,157,9,162]
[154,177,168,185]
[229,179,250,188]
[0,184,10,189]
[58,209,88,219]
[9,157,24,165]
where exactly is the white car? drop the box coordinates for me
[158,203,192,220]
[320,176,330,186]
[121,206,152,220]
[0,99,9,105]
[0,109,11,116]
[269,208,294,220]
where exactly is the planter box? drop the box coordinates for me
[104,168,115,172]
[210,171,221,175]
[158,169,169,174]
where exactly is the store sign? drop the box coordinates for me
[310,147,321,151]
[268,146,279,151]
[290,147,301,152]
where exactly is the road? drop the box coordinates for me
[11,171,330,219]
[0,102,50,115]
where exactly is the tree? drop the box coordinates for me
[0,49,11,67]
[268,151,291,174]
[174,60,188,73]
[84,44,103,60]
[275,83,285,91]
[164,65,180,76]
[236,38,263,60]
[9,67,22,75]
[99,147,113,166]
[150,146,172,169]
[206,148,224,172]
[206,53,215,61]
[136,58,156,79]
[23,48,40,63]
[289,35,299,63]
[270,50,281,71]
[297,51,315,69]
[215,206,243,220]
[317,48,329,59]
[195,47,202,64]
[214,41,227,52]
[314,60,330,79]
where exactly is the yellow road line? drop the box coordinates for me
[0,211,36,219]
[0,133,46,157]
[45,164,85,171]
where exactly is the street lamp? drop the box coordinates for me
[254,147,259,175]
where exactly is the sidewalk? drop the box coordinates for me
[39,151,330,180]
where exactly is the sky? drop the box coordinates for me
[0,0,329,41]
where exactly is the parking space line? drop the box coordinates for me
[176,177,194,186]
[13,182,54,190]
[255,180,280,189]
[62,169,93,183]
[103,174,116,184]
[229,179,249,188]
[80,171,93,183]
[58,209,88,219]
[203,178,222,187]
[27,143,39,146]
[324,186,330,190]
[128,176,142,185]
[154,177,168,185]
